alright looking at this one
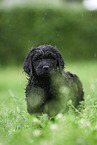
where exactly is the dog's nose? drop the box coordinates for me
[43,66,49,70]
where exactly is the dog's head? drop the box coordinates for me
[23,45,65,77]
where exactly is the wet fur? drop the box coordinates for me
[23,45,84,115]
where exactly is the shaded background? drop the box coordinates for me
[0,0,97,66]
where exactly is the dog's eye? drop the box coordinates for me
[33,55,42,61]
[48,56,55,60]
[46,54,56,60]
[33,58,41,61]
[33,53,42,61]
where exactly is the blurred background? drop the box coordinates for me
[0,0,97,66]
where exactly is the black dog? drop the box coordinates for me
[23,45,84,116]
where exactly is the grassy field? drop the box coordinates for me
[0,61,97,145]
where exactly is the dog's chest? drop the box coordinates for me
[38,77,57,101]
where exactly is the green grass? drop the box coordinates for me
[0,61,97,145]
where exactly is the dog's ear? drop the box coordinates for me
[23,53,32,76]
[57,52,65,71]
[23,48,35,76]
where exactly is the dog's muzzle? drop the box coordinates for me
[43,66,49,71]
[43,65,50,75]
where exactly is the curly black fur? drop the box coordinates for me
[23,45,84,116]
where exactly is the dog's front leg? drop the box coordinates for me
[26,87,45,114]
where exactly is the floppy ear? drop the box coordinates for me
[57,52,65,71]
[23,52,32,76]
[23,48,35,76]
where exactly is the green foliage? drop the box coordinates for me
[0,7,97,65]
[0,61,97,145]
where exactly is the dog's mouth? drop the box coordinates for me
[43,70,50,76]
[41,69,51,76]
[36,68,55,77]
[36,69,50,77]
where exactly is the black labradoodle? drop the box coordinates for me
[23,45,84,116]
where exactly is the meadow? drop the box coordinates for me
[0,61,97,145]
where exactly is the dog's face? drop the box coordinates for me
[32,51,57,76]
[23,45,64,77]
